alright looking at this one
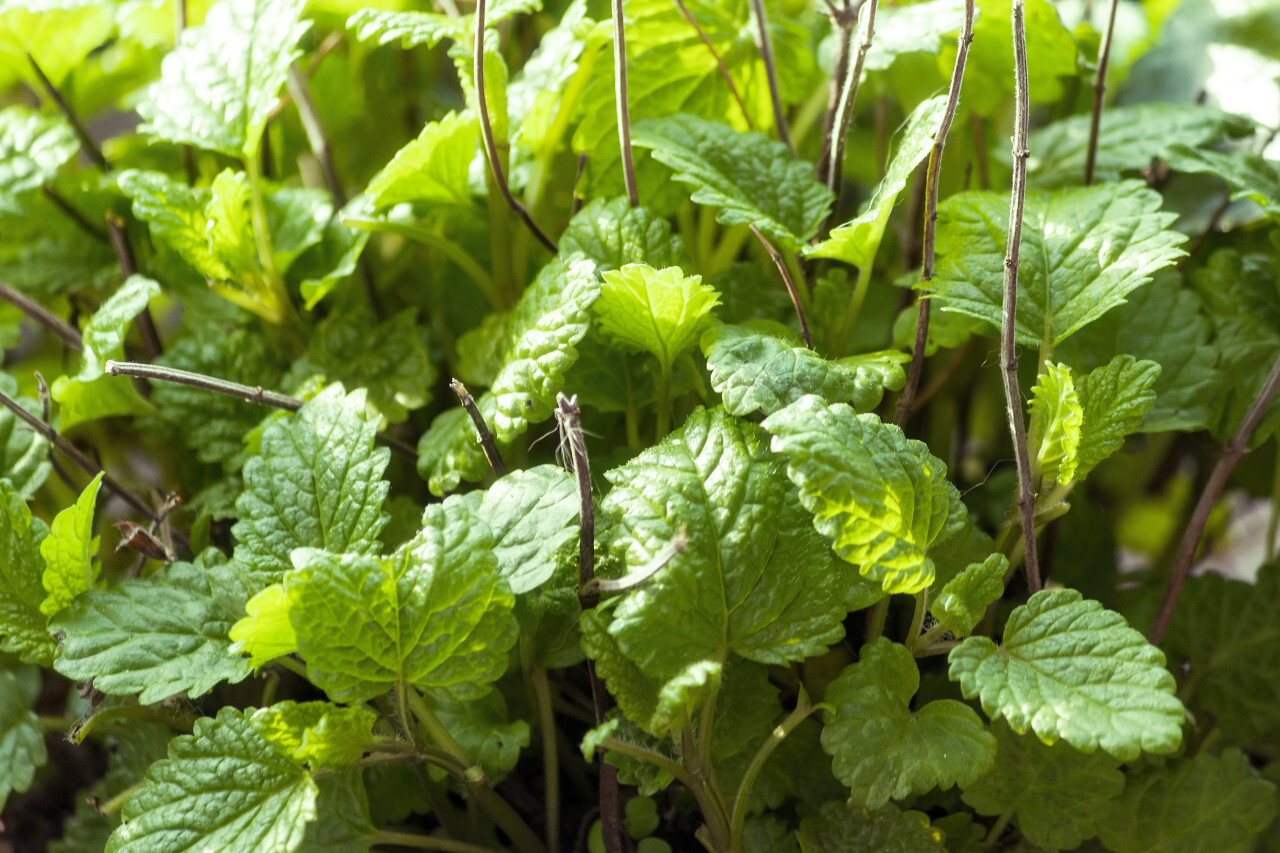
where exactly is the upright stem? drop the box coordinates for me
[450,379,507,477]
[612,0,639,206]
[474,0,558,253]
[554,394,623,853]
[895,0,974,426]
[750,225,811,349]
[672,0,752,129]
[824,0,878,225]
[815,1,855,187]
[749,0,793,154]
[0,280,83,351]
[1148,353,1280,643]
[1000,1,1041,594]
[1082,0,1121,186]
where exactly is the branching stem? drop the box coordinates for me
[998,1,1040,594]
[895,0,974,426]
[1082,0,1121,186]
[1148,352,1280,643]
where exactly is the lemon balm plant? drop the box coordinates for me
[1,0,1280,850]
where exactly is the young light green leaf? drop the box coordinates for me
[0,483,55,665]
[365,111,476,210]
[475,465,579,594]
[630,115,833,251]
[1074,355,1161,477]
[118,170,229,281]
[0,668,46,812]
[0,373,51,499]
[600,407,854,680]
[560,197,690,272]
[821,638,994,808]
[249,701,378,771]
[948,589,1184,760]
[290,307,435,424]
[1163,143,1280,219]
[0,1,114,88]
[1029,103,1253,188]
[1028,362,1084,484]
[595,263,720,370]
[930,553,1006,639]
[1055,273,1220,433]
[206,169,256,276]
[39,472,103,618]
[287,501,517,703]
[137,0,310,157]
[1096,749,1277,853]
[927,181,1187,347]
[805,95,948,267]
[702,322,906,417]
[229,582,299,669]
[107,707,319,853]
[763,396,964,595]
[1163,563,1280,743]
[233,385,390,587]
[0,106,77,214]
[490,255,601,443]
[52,560,254,703]
[796,800,946,853]
[962,720,1124,852]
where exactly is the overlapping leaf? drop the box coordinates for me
[927,181,1186,346]
[0,106,77,214]
[1074,355,1161,477]
[1029,363,1084,484]
[595,263,720,369]
[0,668,46,812]
[948,590,1184,760]
[764,396,964,594]
[821,638,994,807]
[364,111,476,209]
[796,800,946,853]
[930,553,1006,639]
[474,465,579,594]
[0,373,51,498]
[560,197,689,271]
[0,483,54,665]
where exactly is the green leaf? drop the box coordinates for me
[948,589,1184,761]
[249,701,377,770]
[490,255,601,443]
[821,638,994,808]
[118,170,229,280]
[0,106,77,214]
[927,181,1187,347]
[0,0,114,88]
[294,202,370,310]
[1096,749,1277,853]
[1028,362,1084,484]
[560,197,690,272]
[229,582,299,669]
[805,95,947,267]
[416,405,493,497]
[206,169,257,276]
[796,800,946,853]
[475,465,579,594]
[1163,563,1280,744]
[52,559,254,703]
[427,690,530,780]
[291,307,435,424]
[137,0,310,157]
[107,707,318,853]
[580,606,687,738]
[1074,355,1161,478]
[0,483,55,665]
[930,553,1007,639]
[865,0,974,70]
[1055,272,1220,433]
[346,8,465,49]
[364,111,476,209]
[0,668,47,812]
[1163,143,1280,219]
[630,115,833,251]
[595,263,720,370]
[962,720,1124,852]
[599,407,853,680]
[702,322,906,417]
[0,372,51,499]
[233,385,390,586]
[287,500,517,703]
[39,472,103,619]
[1029,103,1254,188]
[763,396,964,595]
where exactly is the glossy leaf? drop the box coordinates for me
[39,472,102,618]
[1028,362,1084,484]
[595,263,720,369]
[930,553,1007,639]
[364,111,476,209]
[475,465,579,594]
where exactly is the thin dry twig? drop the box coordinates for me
[0,280,83,351]
[750,225,811,349]
[1000,1,1041,594]
[474,0,559,251]
[611,0,639,206]
[1148,352,1280,643]
[749,0,793,154]
[449,379,507,478]
[27,54,108,171]
[672,0,753,130]
[106,213,163,359]
[895,0,975,426]
[1082,0,1121,186]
